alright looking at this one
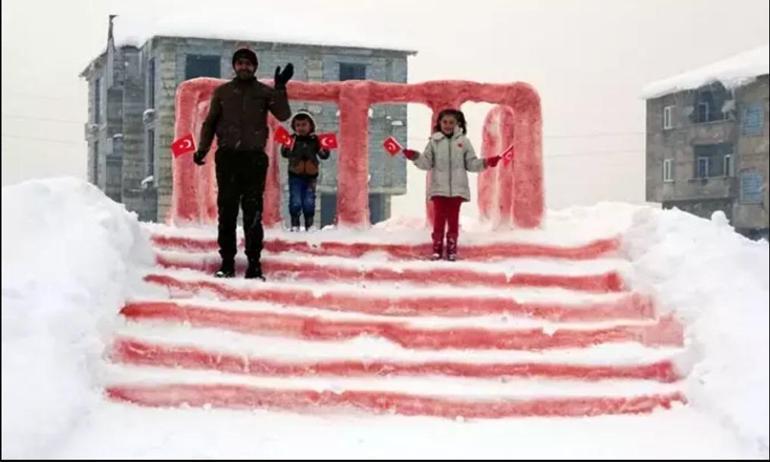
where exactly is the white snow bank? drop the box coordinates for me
[625,207,770,457]
[2,183,768,458]
[1,178,154,459]
[642,45,769,99]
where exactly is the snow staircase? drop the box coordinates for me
[105,226,687,419]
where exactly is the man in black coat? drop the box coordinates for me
[193,48,293,279]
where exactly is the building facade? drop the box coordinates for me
[645,61,769,239]
[80,24,415,225]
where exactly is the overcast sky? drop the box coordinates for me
[2,0,768,215]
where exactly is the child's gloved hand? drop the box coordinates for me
[485,155,502,168]
[402,149,419,160]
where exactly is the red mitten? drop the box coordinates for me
[486,155,502,167]
[403,149,419,160]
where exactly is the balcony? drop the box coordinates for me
[679,175,738,199]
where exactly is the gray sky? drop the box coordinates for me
[2,0,768,215]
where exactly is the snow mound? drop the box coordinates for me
[1,177,154,458]
[625,207,769,456]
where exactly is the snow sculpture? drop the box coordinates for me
[171,78,542,229]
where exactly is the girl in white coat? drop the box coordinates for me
[403,109,502,260]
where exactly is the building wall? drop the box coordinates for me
[84,37,411,224]
[645,76,769,235]
[119,48,147,216]
[733,76,770,233]
[143,37,410,224]
[83,45,158,219]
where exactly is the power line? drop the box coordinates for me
[3,91,77,102]
[1,134,84,145]
[2,114,83,125]
[546,150,642,159]
[403,132,644,145]
[543,131,645,139]
[402,136,642,158]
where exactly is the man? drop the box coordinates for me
[193,48,293,279]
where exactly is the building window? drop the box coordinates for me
[697,157,710,178]
[185,54,221,80]
[146,129,155,177]
[697,102,710,123]
[740,169,764,204]
[663,159,674,182]
[694,143,733,178]
[93,140,99,184]
[723,154,734,177]
[94,77,101,123]
[321,194,337,227]
[339,63,366,81]
[693,87,729,123]
[663,106,674,130]
[148,58,156,109]
[112,134,123,158]
[742,103,764,136]
[369,194,385,224]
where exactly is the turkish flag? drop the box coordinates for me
[273,126,293,147]
[170,133,196,157]
[318,133,338,150]
[500,145,515,166]
[382,136,403,156]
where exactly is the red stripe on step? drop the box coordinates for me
[150,234,620,261]
[111,337,681,382]
[151,234,217,252]
[155,253,625,293]
[106,383,687,418]
[143,273,651,321]
[120,302,683,350]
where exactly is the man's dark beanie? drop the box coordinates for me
[232,48,258,68]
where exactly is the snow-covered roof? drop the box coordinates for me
[641,45,769,99]
[113,15,417,54]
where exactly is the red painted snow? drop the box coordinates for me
[111,337,680,382]
[140,276,655,322]
[171,79,542,229]
[149,234,621,261]
[106,383,686,418]
[155,252,625,292]
[120,300,682,349]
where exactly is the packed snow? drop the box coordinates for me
[1,178,768,458]
[641,44,769,99]
[1,178,154,458]
[113,14,416,53]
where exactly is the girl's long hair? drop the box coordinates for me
[433,108,467,134]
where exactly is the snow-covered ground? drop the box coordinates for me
[2,177,768,459]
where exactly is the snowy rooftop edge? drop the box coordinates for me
[641,45,769,99]
[112,17,418,54]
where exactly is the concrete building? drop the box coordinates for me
[80,17,415,225]
[643,46,769,239]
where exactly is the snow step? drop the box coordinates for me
[110,337,682,382]
[105,383,687,418]
[142,273,655,322]
[150,234,620,261]
[119,301,684,350]
[155,251,625,293]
